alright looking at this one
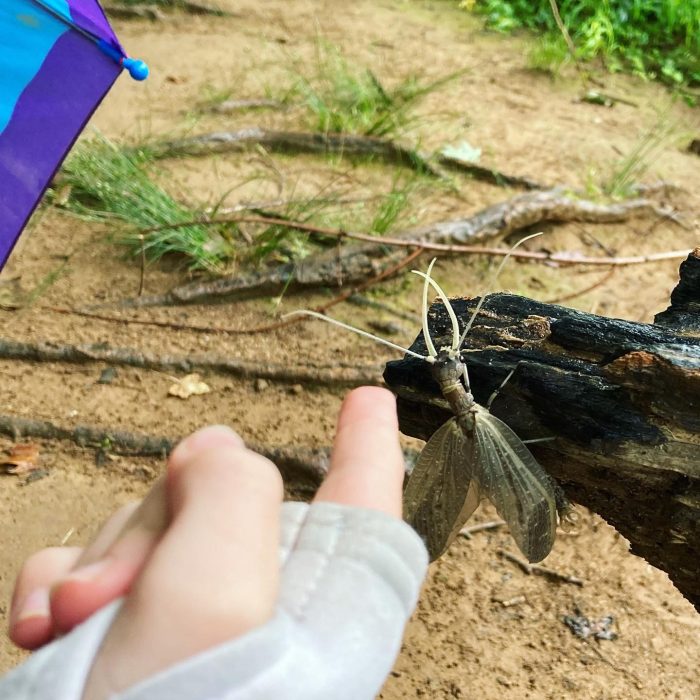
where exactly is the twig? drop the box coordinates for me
[0,338,382,387]
[183,214,688,261]
[545,266,616,304]
[498,549,585,586]
[151,128,544,189]
[0,414,420,495]
[548,0,578,66]
[0,414,330,493]
[113,187,687,308]
[52,248,423,336]
[138,233,146,296]
[459,519,505,539]
[209,98,284,114]
[105,1,232,18]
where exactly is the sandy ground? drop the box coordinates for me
[1,1,699,698]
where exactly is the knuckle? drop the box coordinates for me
[174,446,283,500]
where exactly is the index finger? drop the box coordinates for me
[313,387,405,517]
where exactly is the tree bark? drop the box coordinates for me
[383,249,700,611]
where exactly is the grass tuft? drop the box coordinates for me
[58,135,232,271]
[281,41,464,137]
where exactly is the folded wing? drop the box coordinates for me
[473,405,557,562]
[403,418,480,561]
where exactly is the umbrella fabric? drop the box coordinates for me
[0,0,135,269]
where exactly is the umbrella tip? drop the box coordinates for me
[123,57,149,81]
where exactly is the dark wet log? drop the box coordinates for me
[383,249,700,611]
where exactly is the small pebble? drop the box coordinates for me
[97,367,118,384]
[254,378,270,392]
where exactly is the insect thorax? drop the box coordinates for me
[430,350,476,429]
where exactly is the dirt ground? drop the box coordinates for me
[1,1,699,698]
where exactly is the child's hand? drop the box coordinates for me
[7,387,427,700]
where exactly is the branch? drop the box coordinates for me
[112,188,684,308]
[0,414,420,497]
[0,338,381,387]
[151,128,545,189]
[0,414,329,495]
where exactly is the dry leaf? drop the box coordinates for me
[3,443,40,475]
[168,373,211,399]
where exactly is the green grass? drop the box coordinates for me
[58,136,232,271]
[281,41,464,137]
[249,177,419,265]
[462,1,700,90]
[57,135,423,271]
[580,110,678,197]
[602,114,678,196]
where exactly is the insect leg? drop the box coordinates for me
[486,367,517,410]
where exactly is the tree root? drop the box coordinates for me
[0,414,330,494]
[115,188,683,308]
[0,414,420,495]
[151,128,545,189]
[0,338,381,387]
[105,1,231,19]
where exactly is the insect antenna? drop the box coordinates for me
[282,310,433,362]
[412,264,461,355]
[458,231,544,348]
[419,259,438,358]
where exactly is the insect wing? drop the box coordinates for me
[403,418,480,561]
[472,406,557,563]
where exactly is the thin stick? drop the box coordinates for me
[545,266,616,304]
[51,248,424,337]
[0,413,331,491]
[138,234,146,297]
[498,549,584,586]
[0,337,381,387]
[459,520,505,539]
[548,0,579,67]
[139,214,689,268]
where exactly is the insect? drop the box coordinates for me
[287,242,572,563]
[401,260,569,562]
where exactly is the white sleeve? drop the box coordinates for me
[0,502,428,700]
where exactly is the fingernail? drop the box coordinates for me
[170,425,243,467]
[60,558,111,584]
[17,587,50,622]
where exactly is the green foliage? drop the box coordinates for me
[286,41,462,136]
[603,113,677,196]
[250,178,417,265]
[58,136,232,271]
[58,136,420,270]
[464,1,700,88]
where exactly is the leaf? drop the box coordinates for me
[168,373,211,399]
[2,443,40,475]
[440,140,482,163]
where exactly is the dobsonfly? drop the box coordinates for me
[286,240,572,563]
[401,260,571,562]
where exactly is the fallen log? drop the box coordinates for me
[383,249,700,611]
